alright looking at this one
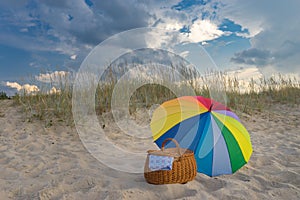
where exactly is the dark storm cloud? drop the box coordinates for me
[231,48,271,66]
[65,0,151,45]
[0,0,151,53]
[231,39,300,72]
[222,0,300,72]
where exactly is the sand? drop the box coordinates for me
[0,99,299,199]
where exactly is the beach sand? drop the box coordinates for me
[0,99,299,199]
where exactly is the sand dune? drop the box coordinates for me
[0,100,299,199]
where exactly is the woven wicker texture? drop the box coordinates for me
[144,138,197,184]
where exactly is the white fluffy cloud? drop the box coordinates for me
[48,86,61,94]
[35,71,70,83]
[151,1,226,44]
[5,81,62,95]
[6,81,39,94]
[187,19,224,43]
[224,67,263,93]
[6,82,22,91]
[70,54,77,60]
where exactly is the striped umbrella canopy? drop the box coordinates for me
[150,96,253,176]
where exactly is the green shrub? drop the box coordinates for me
[0,91,9,100]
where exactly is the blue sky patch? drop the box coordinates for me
[85,0,94,7]
[172,0,209,11]
[220,19,249,34]
[179,25,190,33]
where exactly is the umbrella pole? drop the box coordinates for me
[209,104,213,112]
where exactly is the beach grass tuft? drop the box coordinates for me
[13,64,300,126]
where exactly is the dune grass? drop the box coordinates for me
[13,65,300,126]
[0,91,10,100]
[14,75,73,127]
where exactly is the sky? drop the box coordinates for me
[0,0,299,95]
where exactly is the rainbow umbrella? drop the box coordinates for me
[150,96,252,176]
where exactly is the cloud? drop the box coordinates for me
[201,41,208,46]
[231,48,272,66]
[1,0,299,78]
[48,86,61,94]
[0,0,151,57]
[35,71,70,83]
[224,67,263,93]
[187,19,224,43]
[6,81,39,94]
[6,82,22,91]
[5,81,62,95]
[142,3,228,49]
[39,0,149,46]
[219,0,265,38]
[152,1,226,43]
[221,0,300,73]
[0,1,28,8]
[0,0,226,65]
[70,55,77,60]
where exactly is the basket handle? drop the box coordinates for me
[161,138,182,156]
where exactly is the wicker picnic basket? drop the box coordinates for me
[144,138,197,184]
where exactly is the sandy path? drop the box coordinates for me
[0,100,299,199]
